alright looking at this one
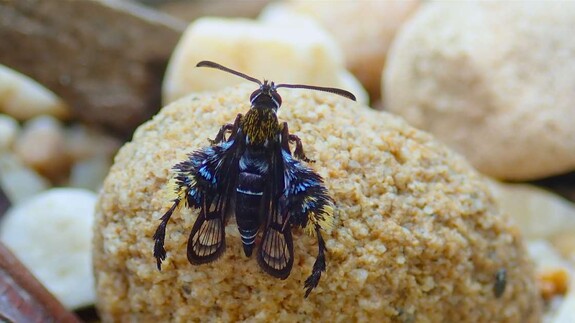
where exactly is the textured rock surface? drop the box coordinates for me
[384,2,575,180]
[94,85,540,322]
[0,0,184,136]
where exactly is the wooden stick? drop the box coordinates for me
[0,242,81,323]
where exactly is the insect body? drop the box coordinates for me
[153,61,356,297]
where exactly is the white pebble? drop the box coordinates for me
[489,181,575,240]
[0,113,19,150]
[0,188,97,310]
[0,153,49,204]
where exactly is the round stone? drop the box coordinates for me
[384,2,575,180]
[94,84,540,321]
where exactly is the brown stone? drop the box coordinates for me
[0,0,185,136]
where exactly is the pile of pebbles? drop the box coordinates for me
[0,0,182,317]
[0,66,122,312]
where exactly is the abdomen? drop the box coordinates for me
[235,167,265,257]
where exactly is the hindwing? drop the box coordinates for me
[257,142,294,279]
[187,194,228,264]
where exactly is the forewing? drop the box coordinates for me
[184,137,243,264]
[172,139,240,209]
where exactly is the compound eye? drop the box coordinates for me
[271,92,282,108]
[249,89,261,104]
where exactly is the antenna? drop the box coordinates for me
[275,83,356,101]
[196,61,356,102]
[196,61,261,85]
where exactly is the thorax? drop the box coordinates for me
[240,106,280,147]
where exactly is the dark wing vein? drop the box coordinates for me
[187,195,226,264]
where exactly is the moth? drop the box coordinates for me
[153,61,356,297]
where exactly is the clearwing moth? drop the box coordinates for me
[153,61,355,297]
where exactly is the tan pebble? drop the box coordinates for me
[385,2,575,180]
[65,125,122,162]
[14,116,70,181]
[537,267,569,301]
[272,0,419,102]
[69,156,112,191]
[549,231,575,262]
[488,181,575,240]
[163,17,367,105]
[0,65,69,121]
[0,113,20,150]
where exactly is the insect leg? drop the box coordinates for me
[280,122,314,163]
[304,225,327,298]
[209,114,242,144]
[153,199,180,270]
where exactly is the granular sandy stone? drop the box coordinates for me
[384,2,575,181]
[94,84,541,322]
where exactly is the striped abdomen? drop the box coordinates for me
[235,170,265,257]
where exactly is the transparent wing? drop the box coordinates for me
[153,117,244,270]
[187,194,228,264]
[257,206,294,279]
[186,138,242,264]
[257,143,294,279]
